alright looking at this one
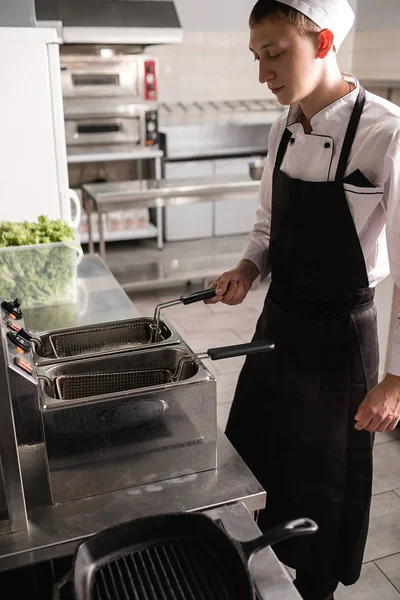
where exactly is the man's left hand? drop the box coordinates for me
[355,373,400,432]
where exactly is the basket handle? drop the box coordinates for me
[206,340,275,361]
[180,288,217,305]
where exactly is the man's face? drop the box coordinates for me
[249,16,321,106]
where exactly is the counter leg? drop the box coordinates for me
[98,210,106,260]
[83,193,95,255]
[156,205,163,251]
[155,157,162,181]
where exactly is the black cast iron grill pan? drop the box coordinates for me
[72,512,318,600]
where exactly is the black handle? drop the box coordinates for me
[241,518,318,563]
[180,288,217,305]
[206,340,275,361]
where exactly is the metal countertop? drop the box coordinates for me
[82,174,261,211]
[23,254,140,333]
[0,255,267,572]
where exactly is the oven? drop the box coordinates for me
[61,50,160,151]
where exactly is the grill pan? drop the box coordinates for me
[48,340,275,401]
[72,512,318,600]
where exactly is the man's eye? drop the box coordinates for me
[268,52,283,60]
[253,56,260,62]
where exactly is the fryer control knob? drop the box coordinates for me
[1,298,23,320]
[7,329,31,353]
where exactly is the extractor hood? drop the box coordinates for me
[34,0,183,46]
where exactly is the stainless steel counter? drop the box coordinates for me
[82,174,260,257]
[23,254,140,332]
[0,255,265,568]
[0,254,301,600]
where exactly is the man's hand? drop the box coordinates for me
[355,373,400,432]
[204,259,260,306]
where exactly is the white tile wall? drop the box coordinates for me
[353,28,400,82]
[152,29,355,105]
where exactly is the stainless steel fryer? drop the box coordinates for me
[38,340,274,405]
[30,317,180,366]
[37,344,220,503]
[28,287,217,365]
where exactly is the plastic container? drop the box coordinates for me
[0,240,82,308]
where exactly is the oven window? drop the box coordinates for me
[77,124,123,135]
[72,74,120,87]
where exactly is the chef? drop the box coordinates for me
[205,1,400,599]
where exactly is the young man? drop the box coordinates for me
[205,1,400,599]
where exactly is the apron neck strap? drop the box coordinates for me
[335,86,366,182]
[275,128,292,170]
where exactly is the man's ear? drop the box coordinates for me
[317,29,335,58]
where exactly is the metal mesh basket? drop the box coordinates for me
[55,369,175,401]
[49,320,171,359]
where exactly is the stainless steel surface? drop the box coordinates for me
[23,254,140,332]
[38,343,217,503]
[32,316,179,365]
[60,55,147,100]
[249,159,265,181]
[0,326,28,535]
[35,0,183,46]
[83,175,260,259]
[0,430,265,571]
[67,146,164,164]
[38,345,211,410]
[61,52,160,161]
[160,122,273,161]
[83,174,260,207]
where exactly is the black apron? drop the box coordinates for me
[226,87,378,586]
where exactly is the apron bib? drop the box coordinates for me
[226,88,378,585]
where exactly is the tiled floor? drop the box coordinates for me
[128,277,400,599]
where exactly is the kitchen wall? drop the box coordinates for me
[353,0,400,101]
[0,0,36,26]
[151,25,355,105]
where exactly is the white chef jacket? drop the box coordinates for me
[243,75,400,376]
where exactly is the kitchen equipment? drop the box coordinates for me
[37,344,216,503]
[0,28,80,227]
[72,512,318,600]
[151,287,217,342]
[61,52,160,159]
[249,159,265,181]
[35,0,183,46]
[37,337,274,503]
[29,316,180,366]
[40,340,274,402]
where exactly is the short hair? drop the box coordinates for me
[249,0,321,37]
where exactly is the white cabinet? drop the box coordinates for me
[213,157,260,236]
[164,161,214,241]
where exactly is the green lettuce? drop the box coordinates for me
[0,216,80,307]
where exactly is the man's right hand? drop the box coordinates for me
[204,259,260,305]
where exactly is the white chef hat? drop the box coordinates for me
[277,0,355,50]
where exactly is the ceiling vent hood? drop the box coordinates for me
[35,0,183,46]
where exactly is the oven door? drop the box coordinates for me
[65,116,142,146]
[61,60,141,98]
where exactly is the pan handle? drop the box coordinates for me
[241,518,318,563]
[206,340,275,361]
[180,288,217,305]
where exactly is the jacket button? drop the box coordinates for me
[324,142,331,149]
[290,138,295,144]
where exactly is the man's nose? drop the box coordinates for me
[259,62,274,85]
